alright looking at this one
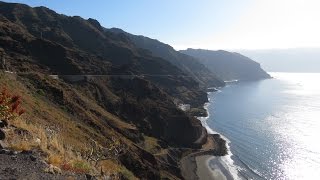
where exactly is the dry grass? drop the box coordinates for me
[48,154,63,166]
[119,166,139,180]
[97,159,120,175]
[96,160,138,180]
[5,118,38,151]
[7,118,93,173]
[143,136,161,154]
[6,117,129,176]
[0,73,132,176]
[9,141,33,151]
[62,160,91,174]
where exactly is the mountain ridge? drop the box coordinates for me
[180,48,271,81]
[0,1,223,179]
[108,28,225,88]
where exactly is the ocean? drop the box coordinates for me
[203,72,320,179]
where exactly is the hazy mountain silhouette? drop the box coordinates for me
[180,49,270,81]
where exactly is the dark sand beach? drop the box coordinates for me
[180,134,234,180]
[196,155,234,180]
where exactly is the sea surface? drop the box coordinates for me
[203,72,320,179]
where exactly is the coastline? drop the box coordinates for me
[197,156,234,180]
[180,91,235,180]
[180,134,232,180]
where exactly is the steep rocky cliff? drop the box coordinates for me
[180,49,271,81]
[0,2,210,106]
[108,28,225,88]
[0,1,212,179]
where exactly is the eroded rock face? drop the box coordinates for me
[108,77,207,147]
[74,77,208,148]
[119,146,161,180]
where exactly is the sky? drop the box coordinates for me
[3,0,320,50]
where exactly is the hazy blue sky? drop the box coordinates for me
[3,0,320,50]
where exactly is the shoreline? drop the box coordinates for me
[197,155,234,180]
[180,134,233,180]
[180,91,235,180]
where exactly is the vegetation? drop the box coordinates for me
[143,136,161,154]
[0,80,128,177]
[0,87,25,123]
[6,116,128,176]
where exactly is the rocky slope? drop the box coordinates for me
[0,1,221,179]
[180,48,271,81]
[108,28,225,88]
[0,1,211,106]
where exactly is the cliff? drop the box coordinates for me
[108,28,225,88]
[0,1,216,179]
[180,49,271,81]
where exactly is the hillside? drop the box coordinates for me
[108,28,225,88]
[0,1,225,179]
[0,2,212,107]
[180,49,271,81]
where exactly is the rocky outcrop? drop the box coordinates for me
[180,49,271,81]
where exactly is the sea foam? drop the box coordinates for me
[197,92,241,180]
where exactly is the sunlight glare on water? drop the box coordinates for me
[273,73,320,96]
[270,73,320,179]
[207,72,320,179]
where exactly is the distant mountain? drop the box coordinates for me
[180,49,271,81]
[240,48,320,73]
[108,28,225,88]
